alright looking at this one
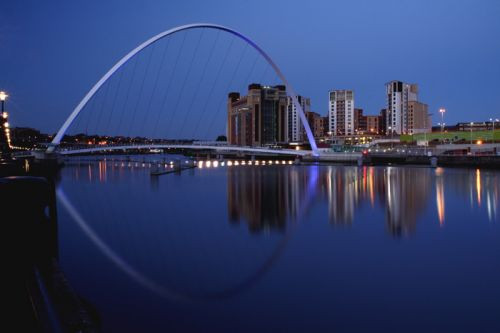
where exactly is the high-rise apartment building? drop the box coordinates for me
[329,90,354,136]
[385,81,419,135]
[227,84,287,146]
[286,95,310,142]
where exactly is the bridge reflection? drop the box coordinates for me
[66,158,499,237]
[58,159,499,304]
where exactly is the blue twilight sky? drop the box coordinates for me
[1,0,499,134]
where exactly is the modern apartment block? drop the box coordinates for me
[286,95,311,142]
[305,111,325,138]
[385,81,420,135]
[353,108,384,135]
[408,101,431,134]
[329,90,354,136]
[227,83,287,146]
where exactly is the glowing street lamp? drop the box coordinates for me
[0,91,10,149]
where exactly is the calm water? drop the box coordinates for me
[56,156,500,333]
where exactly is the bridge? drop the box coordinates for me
[44,23,320,158]
[57,143,312,156]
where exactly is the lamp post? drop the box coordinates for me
[470,122,473,145]
[490,118,499,143]
[439,107,446,136]
[0,91,10,149]
[0,91,7,113]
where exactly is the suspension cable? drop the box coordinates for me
[191,37,235,139]
[139,38,171,137]
[178,30,221,139]
[115,56,139,139]
[205,43,249,139]
[127,44,155,139]
[153,32,187,140]
[164,29,205,139]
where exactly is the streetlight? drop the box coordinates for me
[490,118,499,143]
[470,122,473,145]
[0,91,10,149]
[439,107,446,133]
[0,91,8,111]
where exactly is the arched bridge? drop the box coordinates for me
[48,23,319,156]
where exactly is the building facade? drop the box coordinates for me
[305,111,325,139]
[329,90,355,136]
[286,95,311,142]
[227,84,287,146]
[408,101,431,134]
[385,81,418,135]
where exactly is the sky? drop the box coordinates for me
[1,0,499,135]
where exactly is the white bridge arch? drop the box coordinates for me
[48,23,319,156]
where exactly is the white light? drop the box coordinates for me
[2,112,7,119]
[0,91,8,102]
[4,122,9,128]
[228,161,233,166]
[213,161,219,168]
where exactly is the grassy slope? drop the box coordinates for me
[400,129,500,142]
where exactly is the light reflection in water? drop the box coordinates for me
[476,168,481,206]
[436,168,445,226]
[68,157,499,236]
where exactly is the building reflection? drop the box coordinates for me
[226,163,499,236]
[227,165,310,233]
[383,167,431,236]
[67,157,499,235]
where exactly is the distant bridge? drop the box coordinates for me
[58,144,312,157]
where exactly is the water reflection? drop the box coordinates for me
[58,157,500,332]
[436,168,445,226]
[66,157,499,238]
[226,164,498,236]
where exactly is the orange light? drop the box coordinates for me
[477,140,483,145]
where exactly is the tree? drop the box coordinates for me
[216,135,227,142]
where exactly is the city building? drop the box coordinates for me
[431,121,499,133]
[353,108,365,134]
[379,109,387,135]
[365,115,380,134]
[227,84,287,146]
[305,111,325,139]
[385,81,420,135]
[329,90,354,136]
[286,95,311,142]
[353,108,382,135]
[321,116,329,137]
[408,101,431,134]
